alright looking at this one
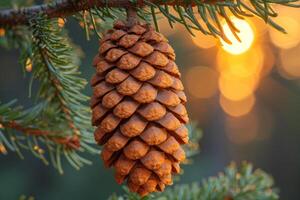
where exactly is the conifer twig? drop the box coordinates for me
[109,162,279,200]
[126,6,138,26]
[0,120,81,150]
[0,0,191,26]
[1,0,299,40]
[1,0,298,27]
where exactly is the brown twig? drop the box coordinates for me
[3,121,52,136]
[126,6,138,27]
[1,120,81,150]
[0,0,210,27]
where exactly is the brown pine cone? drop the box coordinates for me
[91,20,189,197]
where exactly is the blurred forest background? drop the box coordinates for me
[1,2,300,200]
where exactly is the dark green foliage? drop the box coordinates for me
[18,194,35,200]
[27,15,99,173]
[0,15,99,173]
[108,162,279,200]
[0,100,46,159]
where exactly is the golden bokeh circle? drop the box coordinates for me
[185,66,219,99]
[220,94,256,117]
[269,16,300,49]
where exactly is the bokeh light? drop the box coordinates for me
[269,17,300,49]
[185,66,218,99]
[220,18,254,55]
[217,46,264,78]
[218,74,258,101]
[217,47,263,102]
[278,45,300,79]
[220,94,256,117]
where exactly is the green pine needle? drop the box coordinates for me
[108,162,279,200]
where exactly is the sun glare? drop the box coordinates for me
[221,18,254,55]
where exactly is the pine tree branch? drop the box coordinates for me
[1,0,299,40]
[25,15,99,172]
[1,120,52,136]
[3,0,289,27]
[0,120,80,150]
[0,98,95,172]
[109,162,279,200]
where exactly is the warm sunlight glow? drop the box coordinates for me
[221,18,254,55]
[158,17,177,37]
[220,95,256,117]
[219,74,258,101]
[186,66,218,99]
[279,45,300,79]
[158,8,179,36]
[191,32,217,49]
[217,46,264,102]
[250,17,268,37]
[269,16,300,49]
[217,47,264,78]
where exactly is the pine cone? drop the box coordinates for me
[91,20,189,197]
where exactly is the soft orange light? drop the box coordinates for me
[221,18,254,55]
[0,28,5,37]
[249,17,268,37]
[191,31,217,49]
[278,45,300,79]
[25,58,32,72]
[269,16,300,49]
[219,74,258,101]
[58,18,65,28]
[185,66,218,99]
[268,5,300,49]
[158,9,179,37]
[220,94,256,117]
[0,144,7,154]
[217,47,264,78]
[217,44,264,101]
[158,19,175,36]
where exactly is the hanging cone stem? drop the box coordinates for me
[126,6,138,27]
